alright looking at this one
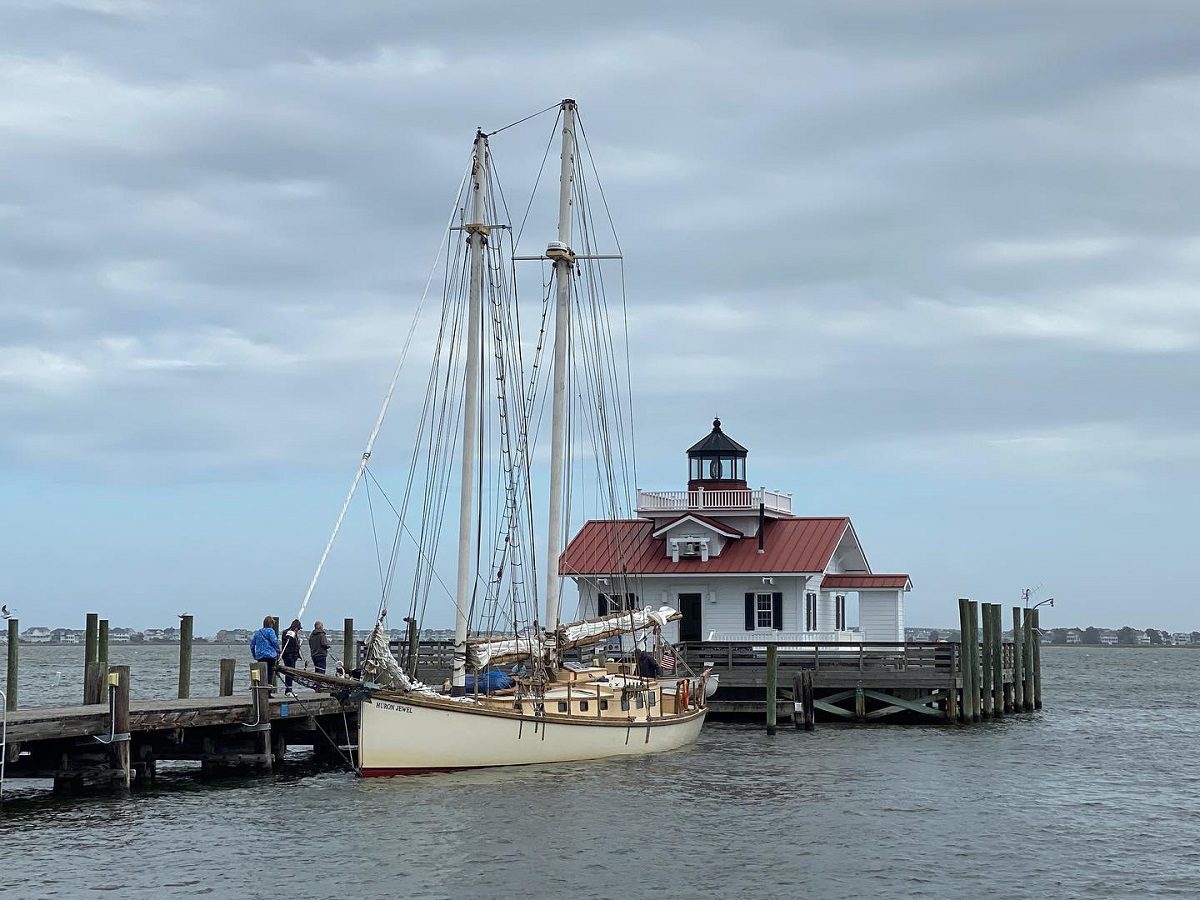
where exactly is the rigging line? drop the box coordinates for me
[295,157,473,624]
[484,100,561,138]
[364,467,456,603]
[515,108,563,248]
[362,468,387,595]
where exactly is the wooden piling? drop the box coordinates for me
[83,612,99,704]
[1022,609,1035,712]
[343,617,354,670]
[990,604,1004,717]
[792,671,815,731]
[967,600,980,722]
[250,661,273,772]
[1031,608,1043,710]
[956,599,970,723]
[1011,606,1024,713]
[178,614,194,700]
[219,658,236,697]
[854,684,866,722]
[404,616,419,676]
[111,665,131,791]
[980,603,994,718]
[98,619,109,673]
[765,643,778,735]
[6,617,17,711]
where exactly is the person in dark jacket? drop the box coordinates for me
[636,649,661,678]
[308,620,332,674]
[280,619,303,696]
[249,616,281,694]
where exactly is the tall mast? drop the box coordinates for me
[544,99,577,634]
[452,129,488,694]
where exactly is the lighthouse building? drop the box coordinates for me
[558,419,912,644]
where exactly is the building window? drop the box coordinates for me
[835,595,846,631]
[598,593,639,616]
[805,592,817,631]
[756,593,774,628]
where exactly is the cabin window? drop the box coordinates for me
[620,696,630,711]
[557,701,568,713]
[513,701,522,711]
[600,699,609,711]
[636,694,645,709]
[756,593,773,628]
[597,593,639,616]
[649,692,657,707]
[579,700,589,712]
[805,592,817,631]
[835,595,846,631]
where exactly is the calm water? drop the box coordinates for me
[2,647,1199,899]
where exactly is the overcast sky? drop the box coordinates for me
[2,1,1198,634]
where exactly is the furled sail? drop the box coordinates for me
[467,606,681,669]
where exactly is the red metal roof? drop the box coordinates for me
[822,574,912,590]
[559,517,850,576]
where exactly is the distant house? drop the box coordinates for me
[1099,629,1118,646]
[21,627,51,643]
[1065,630,1081,645]
[51,628,84,644]
[1135,632,1151,646]
[1172,633,1191,646]
[143,628,166,641]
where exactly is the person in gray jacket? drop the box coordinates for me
[309,620,332,674]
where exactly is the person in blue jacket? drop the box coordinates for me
[250,616,281,694]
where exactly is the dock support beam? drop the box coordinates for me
[219,658,236,697]
[792,672,815,731]
[178,614,193,699]
[343,618,354,672]
[765,644,778,735]
[1031,608,1043,710]
[6,617,17,711]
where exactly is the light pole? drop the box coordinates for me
[1032,598,1054,611]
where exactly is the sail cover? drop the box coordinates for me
[362,625,439,695]
[467,606,681,669]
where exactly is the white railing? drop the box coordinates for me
[636,487,792,515]
[705,630,863,644]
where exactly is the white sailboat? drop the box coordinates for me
[293,99,707,775]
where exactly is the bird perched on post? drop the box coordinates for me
[1,604,12,619]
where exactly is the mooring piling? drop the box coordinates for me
[219,658,236,697]
[83,612,100,704]
[1022,609,1035,712]
[990,604,1004,717]
[404,616,419,676]
[5,617,17,711]
[765,643,778,735]
[1031,608,1043,710]
[111,665,131,791]
[343,617,354,671]
[178,614,194,699]
[1011,606,1024,713]
[98,618,109,674]
[980,602,994,718]
[250,661,273,772]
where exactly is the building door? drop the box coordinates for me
[678,593,703,642]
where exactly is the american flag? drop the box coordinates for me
[660,644,677,674]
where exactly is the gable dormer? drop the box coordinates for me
[651,513,743,562]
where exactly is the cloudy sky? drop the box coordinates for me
[2,1,1198,634]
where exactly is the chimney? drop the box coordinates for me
[757,501,766,554]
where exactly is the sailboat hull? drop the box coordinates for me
[357,695,707,775]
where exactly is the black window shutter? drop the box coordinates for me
[598,594,609,617]
[744,593,755,631]
[772,592,784,630]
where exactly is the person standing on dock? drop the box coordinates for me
[280,619,304,697]
[309,620,331,674]
[250,616,281,694]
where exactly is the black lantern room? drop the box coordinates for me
[687,418,748,491]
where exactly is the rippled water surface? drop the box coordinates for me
[3,646,1199,899]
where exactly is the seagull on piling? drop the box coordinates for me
[1,604,12,619]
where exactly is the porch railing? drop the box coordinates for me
[636,487,792,515]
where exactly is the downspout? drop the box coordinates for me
[757,502,765,554]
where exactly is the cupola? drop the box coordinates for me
[687,418,748,491]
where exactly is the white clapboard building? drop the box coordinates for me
[559,419,912,644]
